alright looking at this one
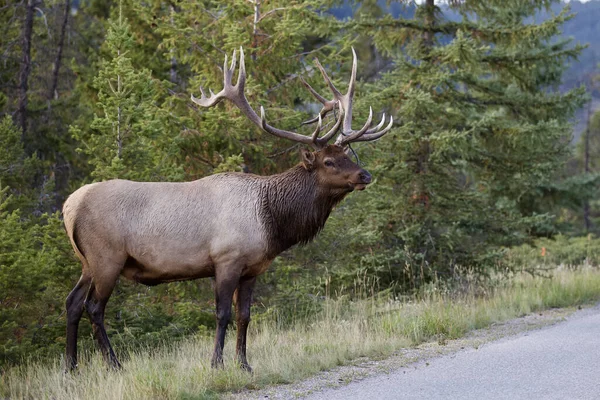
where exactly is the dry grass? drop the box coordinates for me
[2,268,600,399]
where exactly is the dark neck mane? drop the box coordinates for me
[261,165,348,256]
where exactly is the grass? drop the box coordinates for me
[2,268,600,399]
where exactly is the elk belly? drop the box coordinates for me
[121,240,216,285]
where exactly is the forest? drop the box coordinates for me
[1,0,600,372]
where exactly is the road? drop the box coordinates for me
[306,306,600,400]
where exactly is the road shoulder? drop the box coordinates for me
[228,305,588,399]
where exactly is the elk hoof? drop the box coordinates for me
[240,362,253,374]
[211,358,224,370]
[64,362,78,374]
[110,361,123,371]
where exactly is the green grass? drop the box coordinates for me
[2,268,600,399]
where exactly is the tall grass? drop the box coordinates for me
[2,268,600,399]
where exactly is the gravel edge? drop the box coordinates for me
[225,305,592,400]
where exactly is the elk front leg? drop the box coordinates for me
[234,276,256,372]
[212,270,240,369]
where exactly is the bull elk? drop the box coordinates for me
[63,48,392,372]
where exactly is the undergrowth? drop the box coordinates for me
[2,268,600,399]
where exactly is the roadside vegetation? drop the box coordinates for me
[3,262,600,399]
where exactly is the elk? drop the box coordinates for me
[63,48,392,372]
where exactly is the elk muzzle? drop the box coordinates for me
[352,169,372,191]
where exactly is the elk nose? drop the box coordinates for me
[359,170,372,184]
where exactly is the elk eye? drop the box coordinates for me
[324,160,335,167]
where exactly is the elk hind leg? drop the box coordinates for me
[84,264,122,369]
[65,273,92,371]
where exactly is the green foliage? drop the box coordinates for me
[0,188,81,367]
[508,234,600,270]
[0,117,40,208]
[71,8,183,182]
[305,0,587,292]
[213,154,246,174]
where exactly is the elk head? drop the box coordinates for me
[300,145,372,192]
[191,47,393,191]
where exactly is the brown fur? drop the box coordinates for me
[62,144,371,372]
[260,164,348,256]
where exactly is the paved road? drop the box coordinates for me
[307,307,600,400]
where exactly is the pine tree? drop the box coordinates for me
[315,0,588,289]
[569,93,600,233]
[70,5,182,182]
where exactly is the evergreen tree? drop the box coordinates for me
[568,94,600,234]
[313,0,587,289]
[70,5,182,182]
[0,117,40,210]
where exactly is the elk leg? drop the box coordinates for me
[65,273,92,371]
[234,276,256,372]
[211,271,240,369]
[84,280,122,369]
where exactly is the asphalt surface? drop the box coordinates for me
[306,306,600,400]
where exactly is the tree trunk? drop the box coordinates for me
[169,5,177,84]
[414,0,435,209]
[48,0,70,101]
[423,0,435,47]
[16,0,36,139]
[250,0,259,61]
[44,0,72,211]
[584,99,592,232]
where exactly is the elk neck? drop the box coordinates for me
[260,164,349,256]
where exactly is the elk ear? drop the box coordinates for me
[300,148,316,170]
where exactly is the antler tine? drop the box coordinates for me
[301,115,322,126]
[191,47,390,150]
[365,113,386,135]
[191,87,223,108]
[338,48,358,135]
[237,46,247,91]
[226,52,234,85]
[299,76,330,105]
[351,116,394,143]
[299,76,339,126]
[347,47,357,103]
[337,107,373,146]
[315,58,343,99]
[310,114,323,143]
[192,48,331,149]
[190,52,236,108]
[299,102,338,127]
[301,48,361,141]
[259,105,268,130]
[330,48,392,146]
[297,49,357,137]
[315,102,344,145]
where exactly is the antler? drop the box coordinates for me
[299,48,393,146]
[191,48,343,150]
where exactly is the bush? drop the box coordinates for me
[507,234,600,271]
